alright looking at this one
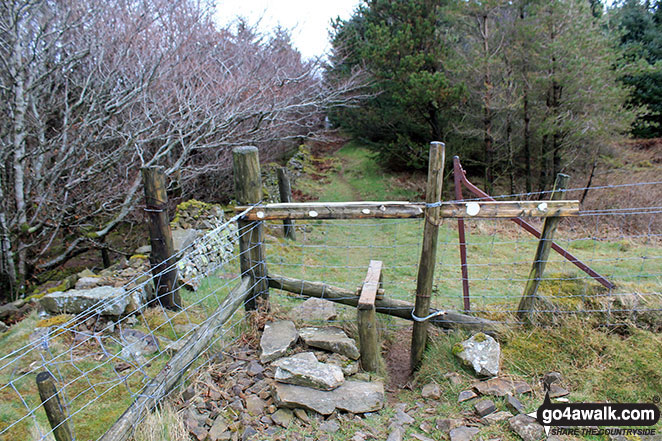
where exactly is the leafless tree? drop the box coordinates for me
[0,0,366,297]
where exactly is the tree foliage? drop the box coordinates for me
[327,0,462,170]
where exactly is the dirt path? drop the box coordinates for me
[336,160,363,201]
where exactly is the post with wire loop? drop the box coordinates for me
[233,146,269,311]
[411,141,445,370]
[141,166,181,310]
[517,173,570,322]
[36,371,73,441]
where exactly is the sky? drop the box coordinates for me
[214,0,362,60]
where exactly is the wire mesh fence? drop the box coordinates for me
[0,209,261,441]
[1,177,660,441]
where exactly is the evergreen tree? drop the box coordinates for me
[327,0,462,169]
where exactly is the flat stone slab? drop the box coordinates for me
[449,426,480,441]
[273,352,344,390]
[40,286,129,316]
[482,410,513,424]
[299,327,360,360]
[290,297,337,321]
[260,320,298,363]
[473,377,532,397]
[273,380,384,415]
[453,332,500,377]
[509,414,545,441]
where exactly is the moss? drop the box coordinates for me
[35,314,73,328]
[473,332,487,343]
[130,254,148,260]
[451,342,465,356]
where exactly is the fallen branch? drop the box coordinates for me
[100,276,252,441]
[268,274,505,335]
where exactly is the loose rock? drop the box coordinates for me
[474,399,496,417]
[299,327,360,360]
[260,320,298,363]
[273,380,384,415]
[482,411,513,424]
[40,286,129,317]
[473,377,532,397]
[273,352,344,390]
[271,408,293,427]
[458,389,478,403]
[549,383,570,398]
[421,383,442,400]
[450,426,480,441]
[542,372,562,388]
[506,394,525,414]
[508,414,544,441]
[453,333,500,377]
[245,395,266,416]
[290,298,337,321]
[319,419,340,433]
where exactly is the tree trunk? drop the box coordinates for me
[523,89,532,193]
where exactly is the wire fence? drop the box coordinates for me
[265,180,661,330]
[1,178,660,441]
[0,208,262,441]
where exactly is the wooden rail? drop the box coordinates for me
[100,277,252,441]
[268,274,505,335]
[234,200,579,221]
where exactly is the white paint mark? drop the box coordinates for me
[309,210,318,217]
[466,202,480,216]
[361,208,371,214]
[256,211,265,219]
[538,202,548,212]
[379,205,386,211]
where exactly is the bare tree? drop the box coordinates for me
[0,0,366,297]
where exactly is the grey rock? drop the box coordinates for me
[273,380,384,415]
[245,395,265,416]
[474,399,496,417]
[247,360,264,377]
[508,414,544,441]
[134,245,152,254]
[412,434,434,441]
[458,389,478,403]
[454,333,500,377]
[293,408,310,424]
[506,394,524,414]
[474,377,532,397]
[290,297,338,321]
[549,383,569,398]
[421,383,442,399]
[445,372,464,386]
[40,286,129,316]
[271,408,293,427]
[241,426,258,441]
[0,321,8,333]
[299,327,360,360]
[386,426,403,441]
[542,372,562,388]
[208,415,229,441]
[436,418,464,433]
[74,276,108,290]
[482,411,513,424]
[351,432,368,441]
[394,406,414,425]
[326,353,359,376]
[319,419,340,433]
[260,320,298,363]
[119,329,159,359]
[229,399,244,412]
[450,426,480,441]
[273,352,344,390]
[172,228,202,252]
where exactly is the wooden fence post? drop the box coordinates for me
[517,173,570,322]
[141,166,180,310]
[358,260,382,372]
[277,167,296,240]
[36,371,73,441]
[411,141,445,370]
[233,146,268,311]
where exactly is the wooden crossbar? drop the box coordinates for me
[235,200,579,221]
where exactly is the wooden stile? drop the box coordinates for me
[357,260,382,372]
